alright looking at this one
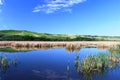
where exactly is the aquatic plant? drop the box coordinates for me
[81,54,109,72]
[0,56,10,67]
[0,55,18,73]
[12,58,18,67]
[75,52,120,79]
[109,44,120,64]
[0,56,10,73]
[109,44,120,52]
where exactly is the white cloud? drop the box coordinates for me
[0,0,3,5]
[32,0,86,13]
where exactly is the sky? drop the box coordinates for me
[0,0,120,36]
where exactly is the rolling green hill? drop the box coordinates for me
[0,30,120,41]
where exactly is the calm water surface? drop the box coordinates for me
[0,48,120,80]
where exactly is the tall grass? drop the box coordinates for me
[77,54,109,73]
[0,41,119,51]
[75,52,120,79]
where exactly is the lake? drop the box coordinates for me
[0,47,120,80]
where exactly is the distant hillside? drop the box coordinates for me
[0,30,120,41]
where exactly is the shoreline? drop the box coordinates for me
[0,41,119,47]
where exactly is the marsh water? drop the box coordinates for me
[0,47,120,80]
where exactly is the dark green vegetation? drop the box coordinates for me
[0,47,30,52]
[0,47,19,52]
[0,30,120,41]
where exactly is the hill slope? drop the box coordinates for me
[0,30,120,41]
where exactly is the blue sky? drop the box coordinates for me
[0,0,120,36]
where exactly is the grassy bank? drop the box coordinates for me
[1,30,120,41]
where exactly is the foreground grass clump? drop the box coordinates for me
[80,54,109,72]
[75,53,120,76]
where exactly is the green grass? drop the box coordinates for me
[1,30,120,41]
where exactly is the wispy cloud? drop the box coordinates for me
[0,0,3,13]
[0,0,3,5]
[32,0,86,14]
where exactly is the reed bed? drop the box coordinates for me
[76,54,110,73]
[0,41,119,52]
[0,41,119,48]
[75,49,120,78]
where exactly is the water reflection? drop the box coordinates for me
[32,69,67,80]
[0,45,109,53]
[0,45,120,80]
[67,60,70,80]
